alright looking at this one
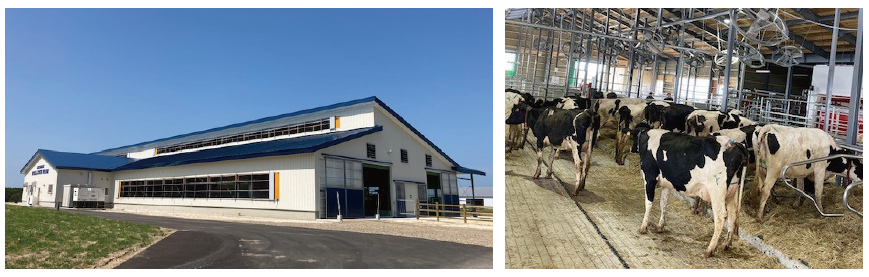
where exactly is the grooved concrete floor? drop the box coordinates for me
[505,135,778,269]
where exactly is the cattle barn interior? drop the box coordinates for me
[505,8,862,269]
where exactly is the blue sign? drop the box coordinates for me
[31,169,49,176]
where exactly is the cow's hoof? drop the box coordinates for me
[754,217,764,224]
[702,251,713,258]
[638,228,648,235]
[655,226,665,233]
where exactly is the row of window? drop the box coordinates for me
[366,143,433,167]
[119,173,271,199]
[155,118,332,155]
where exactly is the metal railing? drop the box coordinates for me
[779,154,863,217]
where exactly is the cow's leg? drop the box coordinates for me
[656,187,670,233]
[545,148,560,179]
[533,149,544,179]
[813,168,826,213]
[638,169,657,234]
[792,178,805,208]
[722,189,740,250]
[571,144,584,195]
[579,145,592,192]
[519,128,529,148]
[756,172,778,223]
[705,195,727,258]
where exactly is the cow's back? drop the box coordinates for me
[533,108,581,146]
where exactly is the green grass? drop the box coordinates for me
[5,204,167,269]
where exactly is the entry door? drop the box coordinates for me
[325,158,364,218]
[395,182,417,218]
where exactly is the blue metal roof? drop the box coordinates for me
[21,149,135,173]
[114,126,382,171]
[93,97,377,155]
[91,96,485,176]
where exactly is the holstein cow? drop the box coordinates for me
[686,110,728,137]
[721,110,756,129]
[753,124,863,221]
[596,98,647,129]
[614,103,648,165]
[644,101,671,129]
[686,124,765,215]
[505,90,533,152]
[659,103,696,132]
[632,125,750,258]
[526,107,601,195]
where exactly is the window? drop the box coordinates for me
[425,155,433,167]
[400,149,408,163]
[367,143,376,159]
[155,118,333,155]
[506,52,518,77]
[118,173,271,199]
[48,184,53,194]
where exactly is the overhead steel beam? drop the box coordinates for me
[660,9,727,48]
[504,20,718,56]
[603,8,676,60]
[792,8,857,46]
[660,10,730,28]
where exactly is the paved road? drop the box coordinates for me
[69,210,492,269]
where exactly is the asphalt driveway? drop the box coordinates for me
[69,210,492,269]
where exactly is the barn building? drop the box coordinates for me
[19,96,485,220]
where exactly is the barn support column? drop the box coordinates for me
[582,9,595,97]
[597,9,611,93]
[530,20,543,97]
[542,13,555,100]
[564,9,577,95]
[513,13,524,90]
[721,9,737,112]
[626,8,641,96]
[846,8,863,145]
[785,65,793,115]
[824,8,841,132]
[545,8,562,99]
[708,63,715,107]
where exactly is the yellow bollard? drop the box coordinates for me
[462,204,467,223]
[436,202,440,221]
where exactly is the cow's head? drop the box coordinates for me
[630,123,653,153]
[506,102,529,125]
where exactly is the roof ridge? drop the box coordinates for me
[92,96,378,155]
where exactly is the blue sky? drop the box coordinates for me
[5,8,493,188]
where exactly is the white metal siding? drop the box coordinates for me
[113,154,316,212]
[56,170,115,204]
[21,158,59,207]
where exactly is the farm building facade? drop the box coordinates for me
[19,97,485,220]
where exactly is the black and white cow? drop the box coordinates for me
[721,110,756,129]
[506,90,529,152]
[614,103,647,165]
[596,98,647,129]
[606,92,618,99]
[686,110,728,137]
[659,103,696,132]
[633,125,750,258]
[527,107,601,195]
[753,124,863,221]
[643,101,671,129]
